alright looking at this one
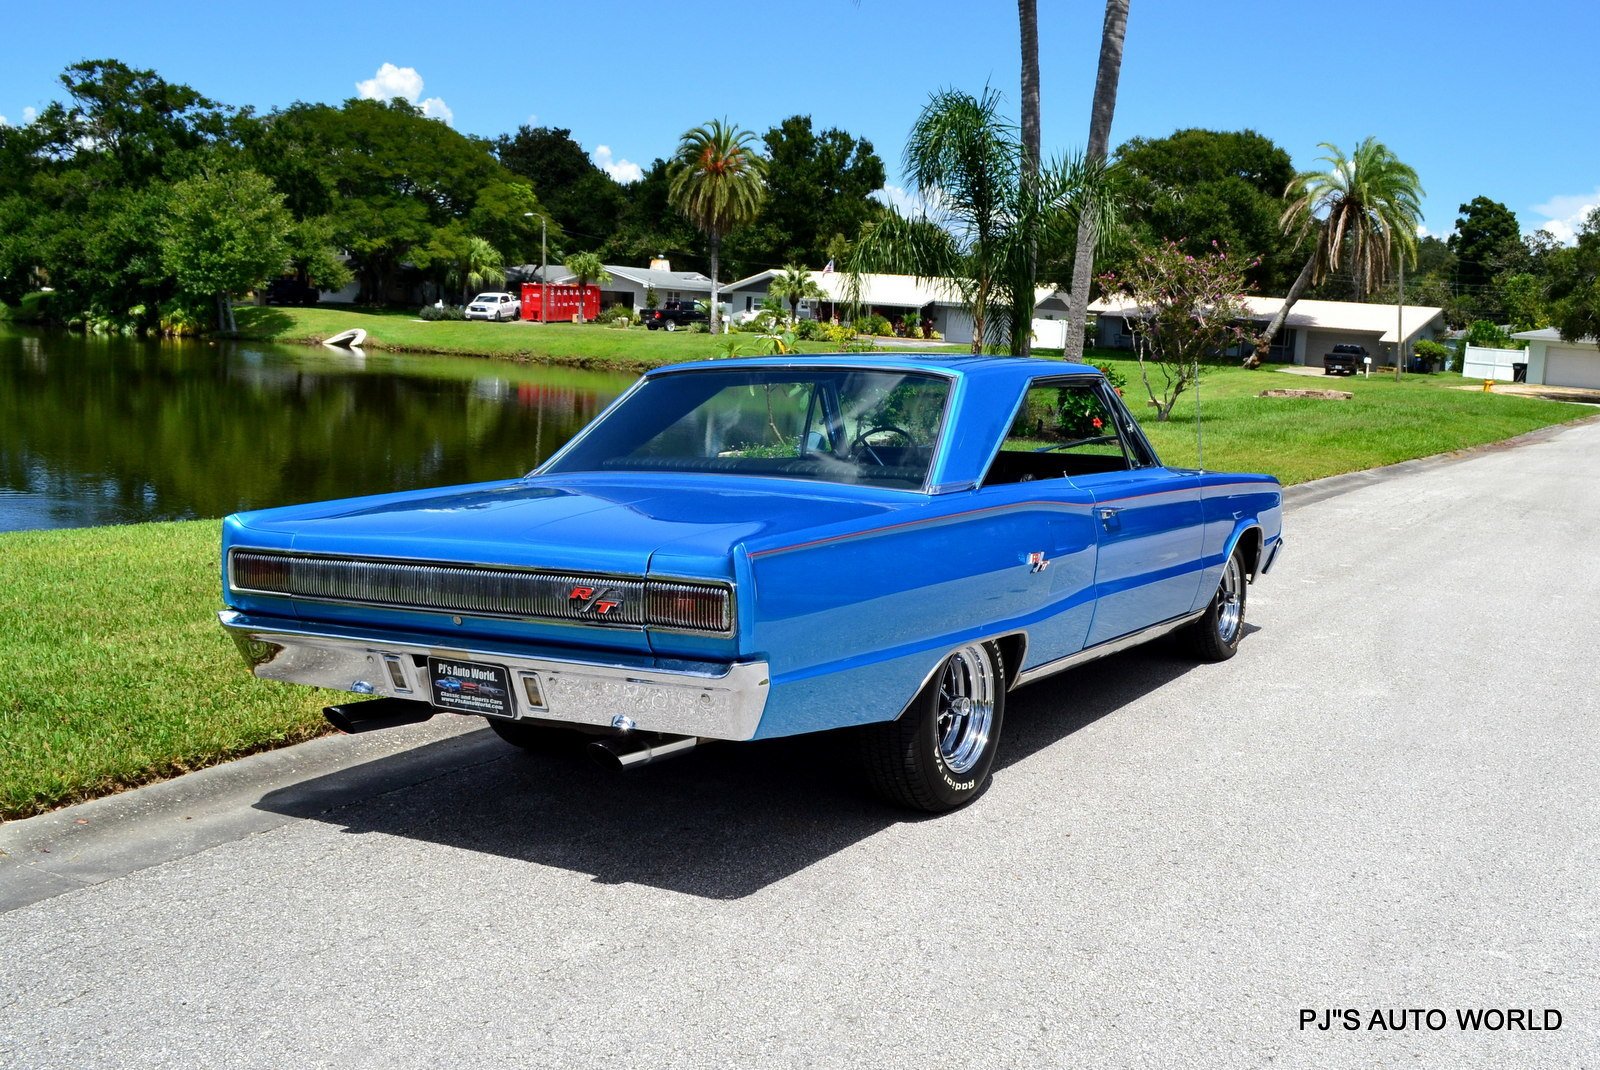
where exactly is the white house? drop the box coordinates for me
[1087,295,1445,366]
[1506,327,1600,389]
[545,259,715,311]
[724,268,1058,347]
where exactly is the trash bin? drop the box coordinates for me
[1408,355,1427,373]
[1513,362,1528,383]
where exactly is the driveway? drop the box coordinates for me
[2,422,1597,1068]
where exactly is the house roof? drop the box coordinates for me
[1088,294,1445,344]
[546,264,714,291]
[1511,326,1598,345]
[725,269,1054,309]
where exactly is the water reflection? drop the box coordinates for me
[0,327,634,532]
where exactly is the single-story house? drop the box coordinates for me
[1087,295,1445,367]
[545,259,714,311]
[1507,327,1600,389]
[723,268,1057,347]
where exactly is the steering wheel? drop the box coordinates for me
[851,424,915,467]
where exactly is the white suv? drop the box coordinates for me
[464,293,520,321]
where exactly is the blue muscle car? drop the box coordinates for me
[218,355,1282,811]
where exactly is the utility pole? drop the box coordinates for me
[524,212,548,323]
[1395,247,1405,381]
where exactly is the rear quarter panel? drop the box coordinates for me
[1187,472,1283,613]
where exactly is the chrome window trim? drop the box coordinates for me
[537,363,958,496]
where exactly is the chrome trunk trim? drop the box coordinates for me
[1012,609,1207,688]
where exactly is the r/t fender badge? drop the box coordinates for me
[1027,552,1050,573]
[568,584,623,615]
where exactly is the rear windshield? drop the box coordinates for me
[545,368,951,489]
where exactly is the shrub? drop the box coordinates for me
[1414,339,1451,370]
[418,304,466,321]
[792,318,825,341]
[688,321,710,334]
[596,303,638,326]
[1089,361,1128,393]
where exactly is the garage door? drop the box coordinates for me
[1544,346,1600,390]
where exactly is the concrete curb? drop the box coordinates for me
[0,715,491,914]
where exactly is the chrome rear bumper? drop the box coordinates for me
[217,610,769,741]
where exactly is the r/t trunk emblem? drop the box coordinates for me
[568,585,623,615]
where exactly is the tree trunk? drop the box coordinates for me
[1018,0,1040,358]
[709,231,722,334]
[1064,0,1131,363]
[1251,248,1318,366]
[226,294,237,335]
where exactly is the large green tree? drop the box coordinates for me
[1549,208,1600,343]
[1095,128,1299,293]
[1254,137,1424,364]
[159,167,293,332]
[769,263,825,323]
[494,125,627,250]
[850,87,1111,355]
[1450,196,1523,293]
[669,120,768,334]
[728,116,885,273]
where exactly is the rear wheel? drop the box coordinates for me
[861,642,1006,812]
[1183,545,1247,662]
[665,320,678,332]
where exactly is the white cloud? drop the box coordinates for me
[355,63,451,125]
[0,115,7,127]
[592,145,643,184]
[1416,223,1431,239]
[873,184,949,219]
[1529,186,1600,245]
[419,97,453,124]
[22,106,36,123]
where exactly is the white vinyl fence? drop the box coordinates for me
[1461,344,1524,382]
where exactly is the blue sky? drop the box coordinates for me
[3,0,1596,244]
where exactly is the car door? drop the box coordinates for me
[1065,383,1205,645]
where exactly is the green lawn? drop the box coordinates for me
[1090,356,1592,485]
[232,305,951,369]
[0,521,336,818]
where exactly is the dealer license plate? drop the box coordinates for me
[428,657,515,719]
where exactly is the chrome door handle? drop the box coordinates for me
[1098,507,1121,522]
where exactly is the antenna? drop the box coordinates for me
[1193,353,1204,471]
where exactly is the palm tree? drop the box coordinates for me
[1018,0,1041,357]
[563,252,612,322]
[1063,0,1131,362]
[668,120,768,334]
[849,87,1112,355]
[769,264,825,324]
[449,236,505,306]
[1252,138,1424,364]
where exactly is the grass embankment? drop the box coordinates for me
[0,521,336,819]
[232,305,935,370]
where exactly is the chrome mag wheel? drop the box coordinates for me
[935,644,997,775]
[1216,554,1244,644]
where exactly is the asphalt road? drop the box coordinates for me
[3,420,1598,1069]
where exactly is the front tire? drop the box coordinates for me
[1183,545,1247,662]
[861,642,1006,812]
[664,320,678,332]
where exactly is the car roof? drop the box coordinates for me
[651,352,1103,389]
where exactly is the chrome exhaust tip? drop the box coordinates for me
[588,733,698,770]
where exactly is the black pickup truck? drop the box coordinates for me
[644,300,708,331]
[1322,343,1368,375]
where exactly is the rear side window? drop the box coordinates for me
[983,378,1154,486]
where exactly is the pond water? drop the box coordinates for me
[0,327,635,532]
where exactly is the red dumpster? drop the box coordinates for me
[520,283,600,323]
